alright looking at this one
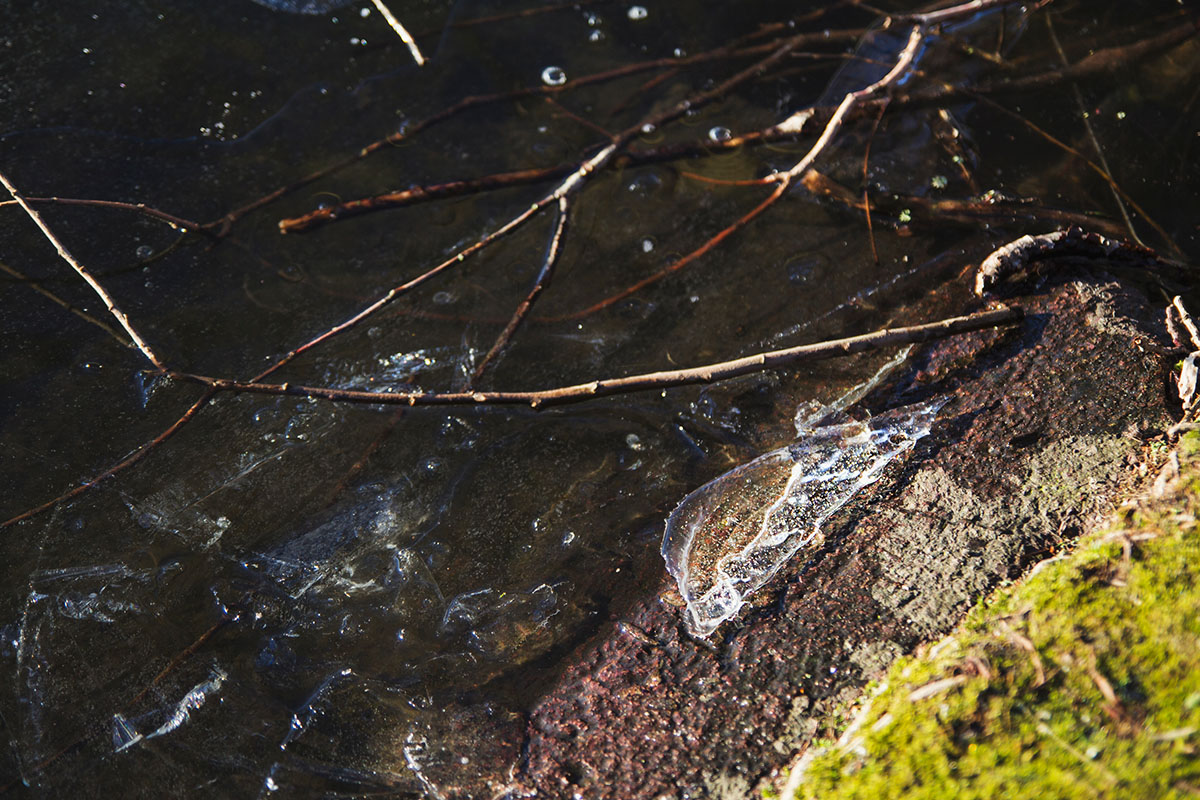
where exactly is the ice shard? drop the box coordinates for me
[662,398,944,637]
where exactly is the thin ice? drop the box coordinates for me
[662,351,943,637]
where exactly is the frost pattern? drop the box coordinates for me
[662,398,944,637]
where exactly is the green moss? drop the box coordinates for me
[789,442,1200,800]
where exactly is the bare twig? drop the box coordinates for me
[996,619,1046,686]
[1044,13,1144,247]
[0,196,205,235]
[544,176,791,322]
[172,307,1022,409]
[1,260,134,348]
[0,170,168,371]
[907,674,968,702]
[2,390,216,528]
[471,196,570,383]
[278,164,575,233]
[1173,296,1200,350]
[369,0,425,66]
[219,30,862,229]
[975,226,1183,296]
[773,22,925,183]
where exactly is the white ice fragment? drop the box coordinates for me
[114,667,227,752]
[794,345,912,434]
[662,398,945,637]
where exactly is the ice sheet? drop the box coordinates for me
[662,398,945,637]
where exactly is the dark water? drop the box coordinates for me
[1,0,1196,796]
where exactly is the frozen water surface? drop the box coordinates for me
[6,0,1177,792]
[662,398,945,637]
[248,0,357,14]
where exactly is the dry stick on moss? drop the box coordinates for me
[171,307,1023,409]
[0,170,168,372]
[471,196,570,384]
[995,618,1047,686]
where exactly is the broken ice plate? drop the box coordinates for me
[661,399,944,637]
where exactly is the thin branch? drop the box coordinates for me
[542,176,791,322]
[2,390,216,528]
[172,307,1023,409]
[278,164,574,233]
[0,196,206,235]
[1,260,134,348]
[1045,12,1144,248]
[906,0,1025,25]
[471,196,570,384]
[258,31,822,377]
[218,30,864,229]
[369,0,425,66]
[777,24,925,182]
[893,16,1199,107]
[0,170,168,371]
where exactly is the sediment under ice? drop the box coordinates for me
[662,398,944,637]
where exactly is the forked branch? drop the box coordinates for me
[172,307,1023,409]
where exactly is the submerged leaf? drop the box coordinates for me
[662,399,945,637]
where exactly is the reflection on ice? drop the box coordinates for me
[662,399,945,637]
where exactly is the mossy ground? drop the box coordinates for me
[787,433,1200,799]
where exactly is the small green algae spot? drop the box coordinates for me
[788,437,1200,800]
